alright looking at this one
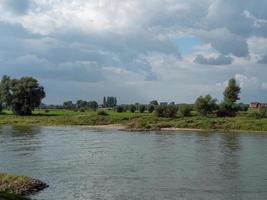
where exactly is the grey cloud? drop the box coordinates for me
[258,55,267,64]
[194,54,233,65]
[2,0,30,14]
[197,29,249,57]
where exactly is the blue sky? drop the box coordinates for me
[0,0,267,104]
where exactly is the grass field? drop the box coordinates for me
[0,109,267,132]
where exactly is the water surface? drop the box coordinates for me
[0,126,267,200]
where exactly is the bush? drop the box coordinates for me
[0,103,2,113]
[179,105,192,117]
[79,108,85,112]
[97,109,108,116]
[216,102,238,117]
[155,105,178,118]
[139,105,146,113]
[147,105,154,113]
[45,109,50,113]
[116,106,124,113]
[250,107,267,119]
[129,105,136,113]
[195,95,217,116]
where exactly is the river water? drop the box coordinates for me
[0,126,267,200]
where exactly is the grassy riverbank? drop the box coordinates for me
[0,173,47,200]
[1,109,267,132]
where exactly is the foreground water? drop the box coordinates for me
[0,126,267,200]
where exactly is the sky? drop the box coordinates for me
[0,0,267,104]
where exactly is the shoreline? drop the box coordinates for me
[43,124,267,134]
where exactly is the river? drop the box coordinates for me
[0,126,267,200]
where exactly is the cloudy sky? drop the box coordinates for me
[0,0,267,104]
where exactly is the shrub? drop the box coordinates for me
[97,109,108,116]
[179,105,192,117]
[155,105,178,118]
[216,102,238,117]
[195,95,217,116]
[79,108,85,112]
[0,103,2,113]
[250,107,267,119]
[147,105,154,113]
[116,106,124,113]
[139,105,146,113]
[45,109,50,113]
[129,105,136,113]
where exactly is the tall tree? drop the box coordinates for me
[0,76,45,115]
[223,78,241,104]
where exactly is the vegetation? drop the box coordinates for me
[139,105,146,113]
[0,192,31,200]
[179,104,192,117]
[103,96,117,108]
[195,95,217,116]
[0,75,266,132]
[155,104,178,118]
[0,76,45,115]
[0,173,47,199]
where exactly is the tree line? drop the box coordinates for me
[1,75,266,118]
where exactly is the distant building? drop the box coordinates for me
[249,102,267,109]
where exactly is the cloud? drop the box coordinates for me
[196,28,249,57]
[194,54,233,65]
[0,0,266,103]
[258,55,267,64]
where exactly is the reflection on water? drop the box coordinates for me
[0,126,267,200]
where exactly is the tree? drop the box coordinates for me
[129,105,136,113]
[139,105,146,113]
[105,96,117,107]
[0,76,45,115]
[217,78,241,117]
[223,78,241,104]
[103,97,106,107]
[0,103,2,113]
[147,104,155,113]
[150,100,159,106]
[179,105,192,117]
[155,105,178,118]
[63,101,74,110]
[195,95,217,116]
[88,101,98,110]
[116,105,124,113]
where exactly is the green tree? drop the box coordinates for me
[155,105,178,118]
[179,105,192,117]
[129,105,136,113]
[88,101,98,110]
[139,105,146,113]
[223,78,241,104]
[116,105,124,113]
[0,76,45,115]
[195,95,217,116]
[217,78,241,117]
[150,100,158,106]
[63,101,74,110]
[147,104,155,113]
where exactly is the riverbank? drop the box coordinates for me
[0,173,48,200]
[1,109,267,132]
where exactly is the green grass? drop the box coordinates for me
[0,173,32,200]
[0,192,30,200]
[0,109,267,132]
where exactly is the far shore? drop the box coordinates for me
[57,124,267,134]
[1,109,267,133]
